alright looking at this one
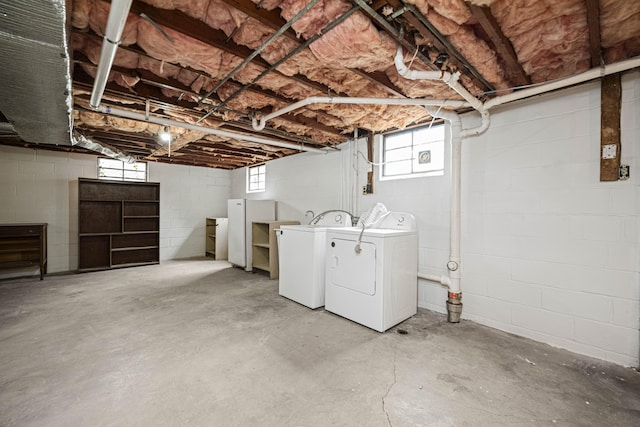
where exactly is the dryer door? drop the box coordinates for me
[328,238,376,296]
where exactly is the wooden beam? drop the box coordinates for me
[220,0,407,98]
[73,70,342,144]
[600,73,621,182]
[174,146,268,164]
[124,0,334,95]
[365,130,374,194]
[348,69,406,98]
[188,143,273,161]
[73,29,348,136]
[219,0,298,41]
[468,5,530,87]
[585,0,603,68]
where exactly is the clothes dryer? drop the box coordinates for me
[324,212,418,332]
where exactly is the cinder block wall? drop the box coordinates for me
[229,146,349,222]
[455,73,639,366]
[151,162,230,260]
[237,71,639,367]
[0,147,231,272]
[0,147,97,273]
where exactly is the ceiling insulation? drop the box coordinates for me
[1,0,639,168]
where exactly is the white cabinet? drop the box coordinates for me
[206,217,228,260]
[227,199,276,270]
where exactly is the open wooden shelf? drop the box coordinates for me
[251,220,299,279]
[205,218,228,260]
[0,224,47,280]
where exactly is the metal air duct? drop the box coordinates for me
[0,0,73,146]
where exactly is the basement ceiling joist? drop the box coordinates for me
[0,0,638,169]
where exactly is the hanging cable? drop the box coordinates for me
[355,101,445,166]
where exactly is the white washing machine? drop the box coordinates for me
[277,212,352,309]
[324,212,418,332]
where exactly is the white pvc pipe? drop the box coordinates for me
[485,55,640,110]
[428,107,463,295]
[90,0,133,108]
[96,105,330,154]
[417,272,452,288]
[394,46,486,114]
[395,44,490,297]
[394,48,451,81]
[252,96,469,130]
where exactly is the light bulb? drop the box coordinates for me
[158,126,171,143]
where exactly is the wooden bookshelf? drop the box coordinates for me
[78,178,159,272]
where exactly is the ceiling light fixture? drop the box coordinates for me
[158,126,171,144]
[157,126,172,157]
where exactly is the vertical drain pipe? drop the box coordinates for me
[427,108,463,322]
[396,45,490,322]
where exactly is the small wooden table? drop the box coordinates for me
[0,223,47,280]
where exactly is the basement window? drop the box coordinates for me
[380,124,445,180]
[247,164,266,193]
[98,158,148,182]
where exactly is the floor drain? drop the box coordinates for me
[397,329,408,335]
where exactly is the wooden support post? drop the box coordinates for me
[366,131,375,194]
[600,73,621,182]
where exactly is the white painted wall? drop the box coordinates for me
[230,72,639,367]
[0,146,231,274]
[151,162,230,260]
[230,146,350,222]
[452,73,639,367]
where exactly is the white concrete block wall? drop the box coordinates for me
[455,74,639,366]
[151,162,230,260]
[0,146,97,274]
[230,146,348,222]
[348,72,639,366]
[0,146,231,275]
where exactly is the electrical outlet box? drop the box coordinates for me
[602,144,617,159]
[619,164,630,180]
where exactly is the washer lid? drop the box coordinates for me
[371,212,417,231]
[314,212,352,227]
[279,224,327,233]
[327,227,416,238]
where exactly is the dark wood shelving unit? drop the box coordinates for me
[78,178,160,272]
[0,223,47,279]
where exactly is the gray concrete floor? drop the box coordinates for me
[0,259,638,427]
